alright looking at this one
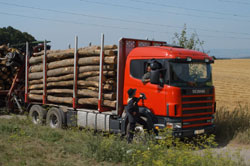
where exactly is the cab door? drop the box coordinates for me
[123,58,167,116]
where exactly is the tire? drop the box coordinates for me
[29,105,46,125]
[46,107,64,129]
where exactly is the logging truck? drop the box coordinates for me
[21,35,216,137]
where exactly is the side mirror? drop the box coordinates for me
[150,70,160,84]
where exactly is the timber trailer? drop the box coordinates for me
[0,41,50,113]
[25,34,215,137]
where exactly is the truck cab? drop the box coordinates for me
[121,42,215,137]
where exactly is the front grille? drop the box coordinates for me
[182,96,213,102]
[183,108,212,115]
[181,88,214,128]
[183,102,213,108]
[181,87,214,116]
[182,114,213,128]
[182,95,213,115]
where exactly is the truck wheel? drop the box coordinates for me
[46,107,64,129]
[29,105,46,125]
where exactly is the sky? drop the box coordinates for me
[0,0,250,57]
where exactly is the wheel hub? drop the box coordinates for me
[32,111,40,124]
[50,114,58,128]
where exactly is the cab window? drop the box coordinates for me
[130,59,148,79]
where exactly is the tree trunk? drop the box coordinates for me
[29,89,115,100]
[85,76,101,82]
[32,46,102,57]
[28,71,115,84]
[29,48,115,65]
[29,80,113,90]
[29,65,114,80]
[29,49,74,64]
[29,56,117,72]
[28,94,116,107]
[32,45,117,57]
[78,98,116,108]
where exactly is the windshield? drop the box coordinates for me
[169,62,212,87]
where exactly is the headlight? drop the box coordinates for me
[173,123,182,129]
[166,122,182,129]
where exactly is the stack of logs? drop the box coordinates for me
[0,45,19,90]
[28,45,117,109]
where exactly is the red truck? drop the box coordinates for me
[24,35,215,137]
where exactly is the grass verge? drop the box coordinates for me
[0,117,247,166]
[215,105,250,145]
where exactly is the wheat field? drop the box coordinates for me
[212,59,250,110]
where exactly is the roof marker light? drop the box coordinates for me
[187,57,192,62]
[205,58,210,63]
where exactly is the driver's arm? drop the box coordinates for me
[142,72,150,83]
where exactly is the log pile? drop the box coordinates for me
[28,45,117,109]
[0,45,19,90]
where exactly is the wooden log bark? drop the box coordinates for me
[29,48,115,65]
[78,98,116,108]
[0,60,6,65]
[29,80,113,90]
[32,45,117,57]
[32,49,71,57]
[32,46,101,57]
[28,71,115,84]
[86,87,98,91]
[78,49,114,57]
[48,95,73,104]
[29,94,72,104]
[29,79,43,85]
[78,86,113,92]
[103,45,117,50]
[85,76,100,82]
[29,56,117,73]
[29,49,74,64]
[29,65,114,80]
[28,94,43,101]
[105,79,116,84]
[77,84,113,91]
[29,89,115,100]
[28,94,116,107]
[85,76,113,83]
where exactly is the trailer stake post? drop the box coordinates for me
[43,40,47,104]
[98,33,105,112]
[73,36,78,109]
[25,42,29,103]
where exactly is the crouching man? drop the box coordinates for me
[126,88,147,143]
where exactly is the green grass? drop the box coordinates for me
[215,105,250,145]
[0,107,8,115]
[0,117,247,166]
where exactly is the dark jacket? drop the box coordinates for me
[126,97,141,123]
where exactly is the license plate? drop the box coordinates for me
[194,129,205,135]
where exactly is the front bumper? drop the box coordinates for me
[173,125,215,137]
